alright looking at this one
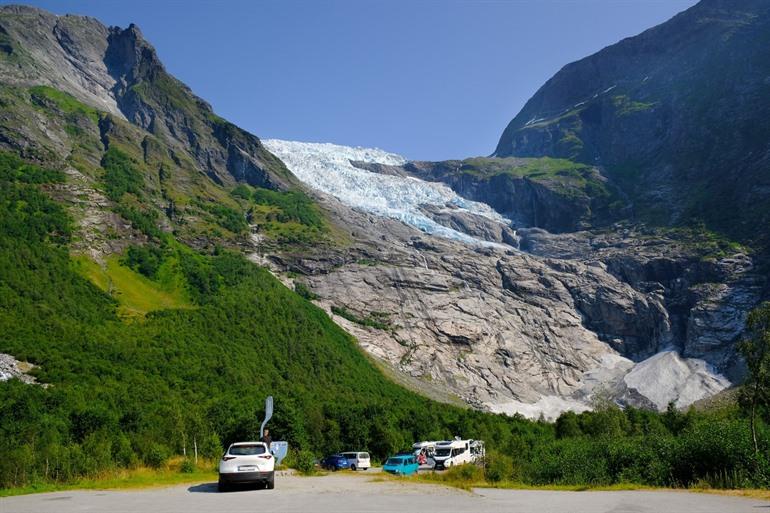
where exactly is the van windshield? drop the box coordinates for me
[229,444,266,456]
[385,458,402,466]
[435,448,451,457]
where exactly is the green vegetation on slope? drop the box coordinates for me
[1,154,769,493]
[72,255,192,317]
[29,85,100,124]
[231,184,329,244]
[457,156,614,201]
[0,83,329,246]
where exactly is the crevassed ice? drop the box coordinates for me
[263,139,512,247]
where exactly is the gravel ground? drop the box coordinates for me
[1,471,766,513]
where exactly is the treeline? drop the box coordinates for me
[0,153,768,490]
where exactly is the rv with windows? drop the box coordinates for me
[432,438,485,470]
[412,441,439,467]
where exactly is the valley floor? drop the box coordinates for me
[1,471,765,513]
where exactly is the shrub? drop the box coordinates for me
[292,449,317,475]
[179,459,195,474]
[123,244,165,278]
[294,282,318,300]
[142,444,169,469]
[484,452,514,483]
[445,463,484,482]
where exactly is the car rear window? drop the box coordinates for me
[360,452,369,459]
[229,444,266,455]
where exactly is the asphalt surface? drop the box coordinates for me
[1,472,767,513]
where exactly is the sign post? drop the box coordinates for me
[260,395,273,439]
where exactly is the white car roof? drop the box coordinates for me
[230,441,267,446]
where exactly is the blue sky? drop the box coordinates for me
[15,0,697,160]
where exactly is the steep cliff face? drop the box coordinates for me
[494,0,770,248]
[264,141,761,417]
[0,5,293,189]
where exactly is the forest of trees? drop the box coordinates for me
[0,152,768,490]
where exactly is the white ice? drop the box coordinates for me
[263,139,512,247]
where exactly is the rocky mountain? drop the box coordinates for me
[0,5,293,190]
[494,0,770,250]
[264,140,761,417]
[0,2,765,421]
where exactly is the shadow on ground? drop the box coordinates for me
[187,483,218,493]
[188,482,268,493]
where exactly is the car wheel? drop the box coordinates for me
[266,475,275,490]
[350,464,357,471]
[218,480,229,493]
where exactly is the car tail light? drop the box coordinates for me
[222,456,237,461]
[258,454,273,460]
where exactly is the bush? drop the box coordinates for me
[444,463,484,482]
[484,452,514,483]
[142,444,169,469]
[123,244,165,278]
[179,459,195,474]
[291,449,317,475]
[294,282,318,300]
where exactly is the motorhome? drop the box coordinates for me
[412,441,439,467]
[469,440,485,462]
[433,438,474,470]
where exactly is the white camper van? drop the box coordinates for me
[412,441,439,467]
[432,438,473,470]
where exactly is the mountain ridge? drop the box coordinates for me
[0,4,294,190]
[493,0,770,251]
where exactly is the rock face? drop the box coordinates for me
[264,141,762,418]
[0,353,36,384]
[494,0,770,250]
[0,5,294,189]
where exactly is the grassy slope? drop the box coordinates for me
[449,156,615,202]
[72,255,192,317]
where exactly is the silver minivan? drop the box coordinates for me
[340,451,370,471]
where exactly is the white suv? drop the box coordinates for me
[218,442,275,491]
[341,451,370,471]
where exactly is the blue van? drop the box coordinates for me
[382,454,419,476]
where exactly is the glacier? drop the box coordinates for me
[263,139,514,247]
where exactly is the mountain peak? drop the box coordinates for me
[494,0,770,249]
[0,5,295,189]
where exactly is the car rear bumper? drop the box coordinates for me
[219,470,274,484]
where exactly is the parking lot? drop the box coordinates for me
[1,471,766,513]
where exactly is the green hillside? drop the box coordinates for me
[1,153,769,492]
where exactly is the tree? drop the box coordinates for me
[739,302,770,455]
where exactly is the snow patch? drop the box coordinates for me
[263,139,513,247]
[623,351,730,410]
[488,395,591,421]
